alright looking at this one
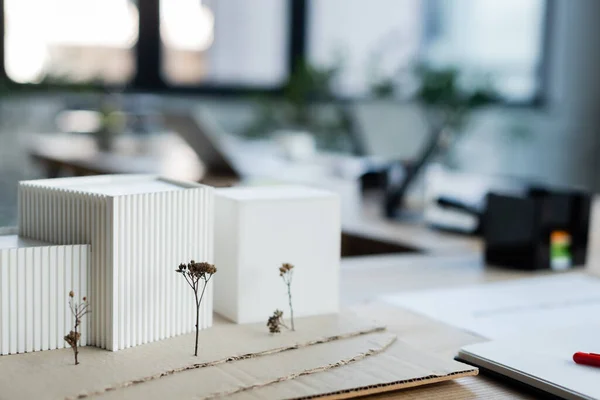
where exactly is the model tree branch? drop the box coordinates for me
[279,263,295,331]
[176,261,217,356]
[64,290,91,365]
[266,309,289,334]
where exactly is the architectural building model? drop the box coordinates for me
[6,175,214,352]
[214,185,340,323]
[0,175,476,400]
[1,175,341,358]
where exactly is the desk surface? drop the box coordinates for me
[343,258,537,400]
[341,198,600,399]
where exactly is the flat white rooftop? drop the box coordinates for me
[216,185,336,201]
[20,175,198,196]
[66,179,186,196]
[0,234,52,250]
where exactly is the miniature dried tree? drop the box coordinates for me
[64,290,91,365]
[267,309,288,333]
[279,263,295,331]
[176,260,217,356]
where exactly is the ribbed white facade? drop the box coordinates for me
[0,242,89,355]
[17,175,214,351]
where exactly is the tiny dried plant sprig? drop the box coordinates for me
[267,309,288,334]
[279,263,295,331]
[64,290,90,365]
[176,260,217,356]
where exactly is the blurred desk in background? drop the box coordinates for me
[28,130,369,216]
[27,131,481,256]
[28,132,238,187]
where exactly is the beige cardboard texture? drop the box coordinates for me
[0,313,476,399]
[101,333,397,399]
[235,338,477,400]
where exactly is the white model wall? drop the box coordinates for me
[18,181,214,351]
[111,190,214,350]
[0,244,89,355]
[18,186,113,349]
[214,186,340,324]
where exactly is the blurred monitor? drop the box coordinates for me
[350,102,431,162]
[161,113,240,181]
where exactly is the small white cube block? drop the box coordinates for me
[214,185,340,324]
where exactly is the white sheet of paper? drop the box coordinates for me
[460,326,600,400]
[383,273,600,339]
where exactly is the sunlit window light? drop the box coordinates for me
[4,0,139,84]
[161,0,215,51]
[4,33,47,84]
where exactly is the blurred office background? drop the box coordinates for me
[1,0,599,231]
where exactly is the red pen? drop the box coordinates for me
[573,352,600,367]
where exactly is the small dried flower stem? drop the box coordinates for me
[279,263,295,331]
[286,281,294,331]
[267,310,288,333]
[193,275,212,357]
[279,318,289,330]
[74,318,80,365]
[176,261,217,356]
[65,291,90,366]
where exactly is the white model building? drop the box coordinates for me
[15,175,214,352]
[214,186,340,324]
[0,228,89,355]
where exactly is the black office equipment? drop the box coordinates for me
[484,188,591,270]
[383,124,444,219]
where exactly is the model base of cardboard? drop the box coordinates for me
[0,312,476,400]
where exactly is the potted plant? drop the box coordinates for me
[244,59,357,155]
[371,63,498,218]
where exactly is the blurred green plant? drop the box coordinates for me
[0,74,106,99]
[414,64,497,133]
[372,63,498,132]
[244,59,354,152]
[374,64,503,214]
[370,77,396,99]
[371,63,499,169]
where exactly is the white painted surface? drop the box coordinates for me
[214,186,341,323]
[19,174,191,196]
[219,185,334,201]
[0,243,89,355]
[205,0,289,86]
[66,180,185,196]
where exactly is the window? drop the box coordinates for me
[308,0,546,102]
[160,0,290,87]
[4,0,139,85]
[2,0,547,98]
